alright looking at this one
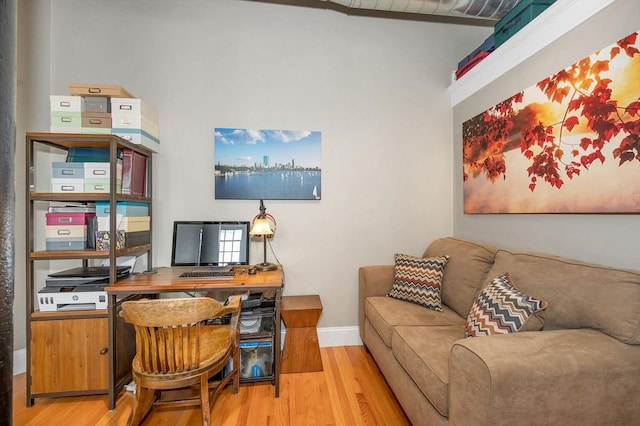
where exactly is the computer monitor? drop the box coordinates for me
[171,221,250,267]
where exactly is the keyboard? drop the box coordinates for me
[179,270,236,279]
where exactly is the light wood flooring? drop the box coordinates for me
[13,345,410,425]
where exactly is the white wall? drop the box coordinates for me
[452,0,640,269]
[14,0,490,350]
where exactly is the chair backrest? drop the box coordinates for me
[120,297,240,374]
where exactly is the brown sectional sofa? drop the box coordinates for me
[358,237,640,425]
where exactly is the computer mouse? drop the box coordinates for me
[248,268,257,275]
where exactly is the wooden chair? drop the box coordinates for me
[120,296,242,426]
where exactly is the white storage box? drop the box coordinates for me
[50,95,82,113]
[111,97,159,122]
[84,179,121,193]
[98,215,150,232]
[52,178,84,193]
[112,128,159,153]
[84,162,122,180]
[45,225,87,239]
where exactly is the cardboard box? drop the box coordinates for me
[84,161,122,179]
[98,216,150,232]
[125,230,151,247]
[81,126,111,135]
[52,178,84,193]
[46,212,95,226]
[45,225,87,239]
[95,201,149,217]
[81,112,112,129]
[69,83,135,98]
[50,126,82,134]
[82,96,110,113]
[111,128,160,153]
[45,237,86,251]
[50,95,82,113]
[84,179,121,193]
[52,162,84,179]
[111,97,159,123]
[50,111,82,129]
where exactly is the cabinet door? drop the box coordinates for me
[30,318,109,394]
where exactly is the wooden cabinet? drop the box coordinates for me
[30,316,109,394]
[25,132,153,407]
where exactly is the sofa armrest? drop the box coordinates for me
[449,329,640,426]
[358,265,394,343]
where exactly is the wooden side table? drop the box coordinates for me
[281,295,323,373]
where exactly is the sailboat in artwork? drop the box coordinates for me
[312,185,320,200]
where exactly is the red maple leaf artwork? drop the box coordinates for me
[463,31,640,213]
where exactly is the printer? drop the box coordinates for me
[37,285,108,311]
[36,265,129,312]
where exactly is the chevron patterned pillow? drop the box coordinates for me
[388,254,449,311]
[465,273,547,338]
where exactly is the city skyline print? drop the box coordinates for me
[214,127,322,200]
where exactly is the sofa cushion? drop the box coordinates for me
[393,325,465,417]
[365,296,465,347]
[388,254,449,311]
[423,237,498,318]
[465,273,547,338]
[487,250,640,344]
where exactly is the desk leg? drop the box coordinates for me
[274,289,281,398]
[108,293,117,410]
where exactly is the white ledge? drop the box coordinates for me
[448,0,616,107]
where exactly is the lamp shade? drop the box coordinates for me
[250,218,274,236]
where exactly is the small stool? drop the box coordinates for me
[281,295,323,373]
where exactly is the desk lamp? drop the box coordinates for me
[250,199,277,271]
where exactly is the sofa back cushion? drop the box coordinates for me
[486,250,640,344]
[423,238,498,318]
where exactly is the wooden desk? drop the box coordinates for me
[105,266,284,409]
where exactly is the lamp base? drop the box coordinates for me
[254,262,278,272]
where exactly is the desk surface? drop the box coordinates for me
[105,266,284,294]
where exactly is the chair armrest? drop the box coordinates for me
[219,295,242,317]
[449,329,640,426]
[358,265,395,342]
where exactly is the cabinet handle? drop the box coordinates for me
[100,348,108,355]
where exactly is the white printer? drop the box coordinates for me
[37,285,108,311]
[36,265,129,312]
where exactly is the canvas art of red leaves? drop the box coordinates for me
[463,31,640,213]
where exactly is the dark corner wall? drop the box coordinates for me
[0,0,17,422]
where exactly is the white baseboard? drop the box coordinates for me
[14,348,26,376]
[13,326,362,376]
[317,326,362,347]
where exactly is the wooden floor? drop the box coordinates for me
[13,346,410,426]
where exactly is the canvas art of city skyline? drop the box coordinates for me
[214,128,322,200]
